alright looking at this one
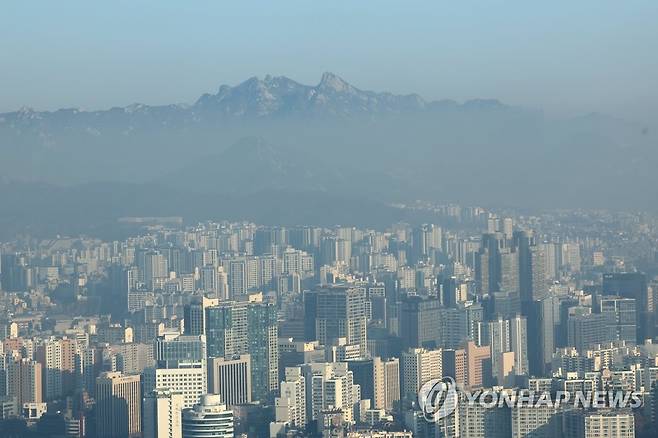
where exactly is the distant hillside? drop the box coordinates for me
[0,73,655,211]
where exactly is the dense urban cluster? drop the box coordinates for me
[1,205,658,438]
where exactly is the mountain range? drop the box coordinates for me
[0,72,655,236]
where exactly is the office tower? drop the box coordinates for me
[346,359,374,403]
[207,355,252,406]
[182,394,234,438]
[514,231,548,307]
[6,358,42,406]
[147,333,208,409]
[541,242,558,280]
[499,248,519,295]
[411,224,442,263]
[486,317,510,374]
[568,312,611,352]
[301,362,360,424]
[400,348,442,401]
[145,365,207,410]
[154,333,206,369]
[35,337,77,401]
[205,301,278,402]
[529,246,548,300]
[528,296,558,377]
[442,349,467,388]
[95,372,141,438]
[603,272,651,342]
[274,367,307,429]
[465,341,491,389]
[437,307,469,350]
[373,357,399,411]
[184,301,205,336]
[184,297,219,336]
[476,233,506,294]
[509,315,529,376]
[143,389,184,438]
[440,276,458,308]
[398,296,441,350]
[487,291,521,320]
[308,285,367,357]
[597,296,637,344]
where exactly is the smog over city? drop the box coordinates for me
[1,2,657,438]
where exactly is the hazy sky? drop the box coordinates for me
[2,1,657,122]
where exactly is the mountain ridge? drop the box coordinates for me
[0,72,507,119]
[0,72,655,212]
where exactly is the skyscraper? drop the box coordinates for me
[398,296,441,350]
[307,285,367,357]
[205,300,278,402]
[603,272,651,342]
[95,371,142,438]
[146,333,208,409]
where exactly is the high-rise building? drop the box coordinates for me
[597,296,637,344]
[442,349,467,388]
[511,401,559,438]
[459,400,511,438]
[143,389,184,438]
[528,296,559,377]
[144,365,207,410]
[155,333,206,369]
[568,312,611,352]
[603,273,651,342]
[142,251,169,290]
[146,332,208,409]
[300,362,361,424]
[400,348,442,401]
[563,409,635,438]
[35,336,77,401]
[509,315,529,376]
[95,371,142,438]
[274,367,307,429]
[182,394,234,438]
[373,357,399,411]
[205,300,278,402]
[465,341,491,389]
[398,296,442,350]
[207,355,252,406]
[307,285,367,357]
[6,358,42,406]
